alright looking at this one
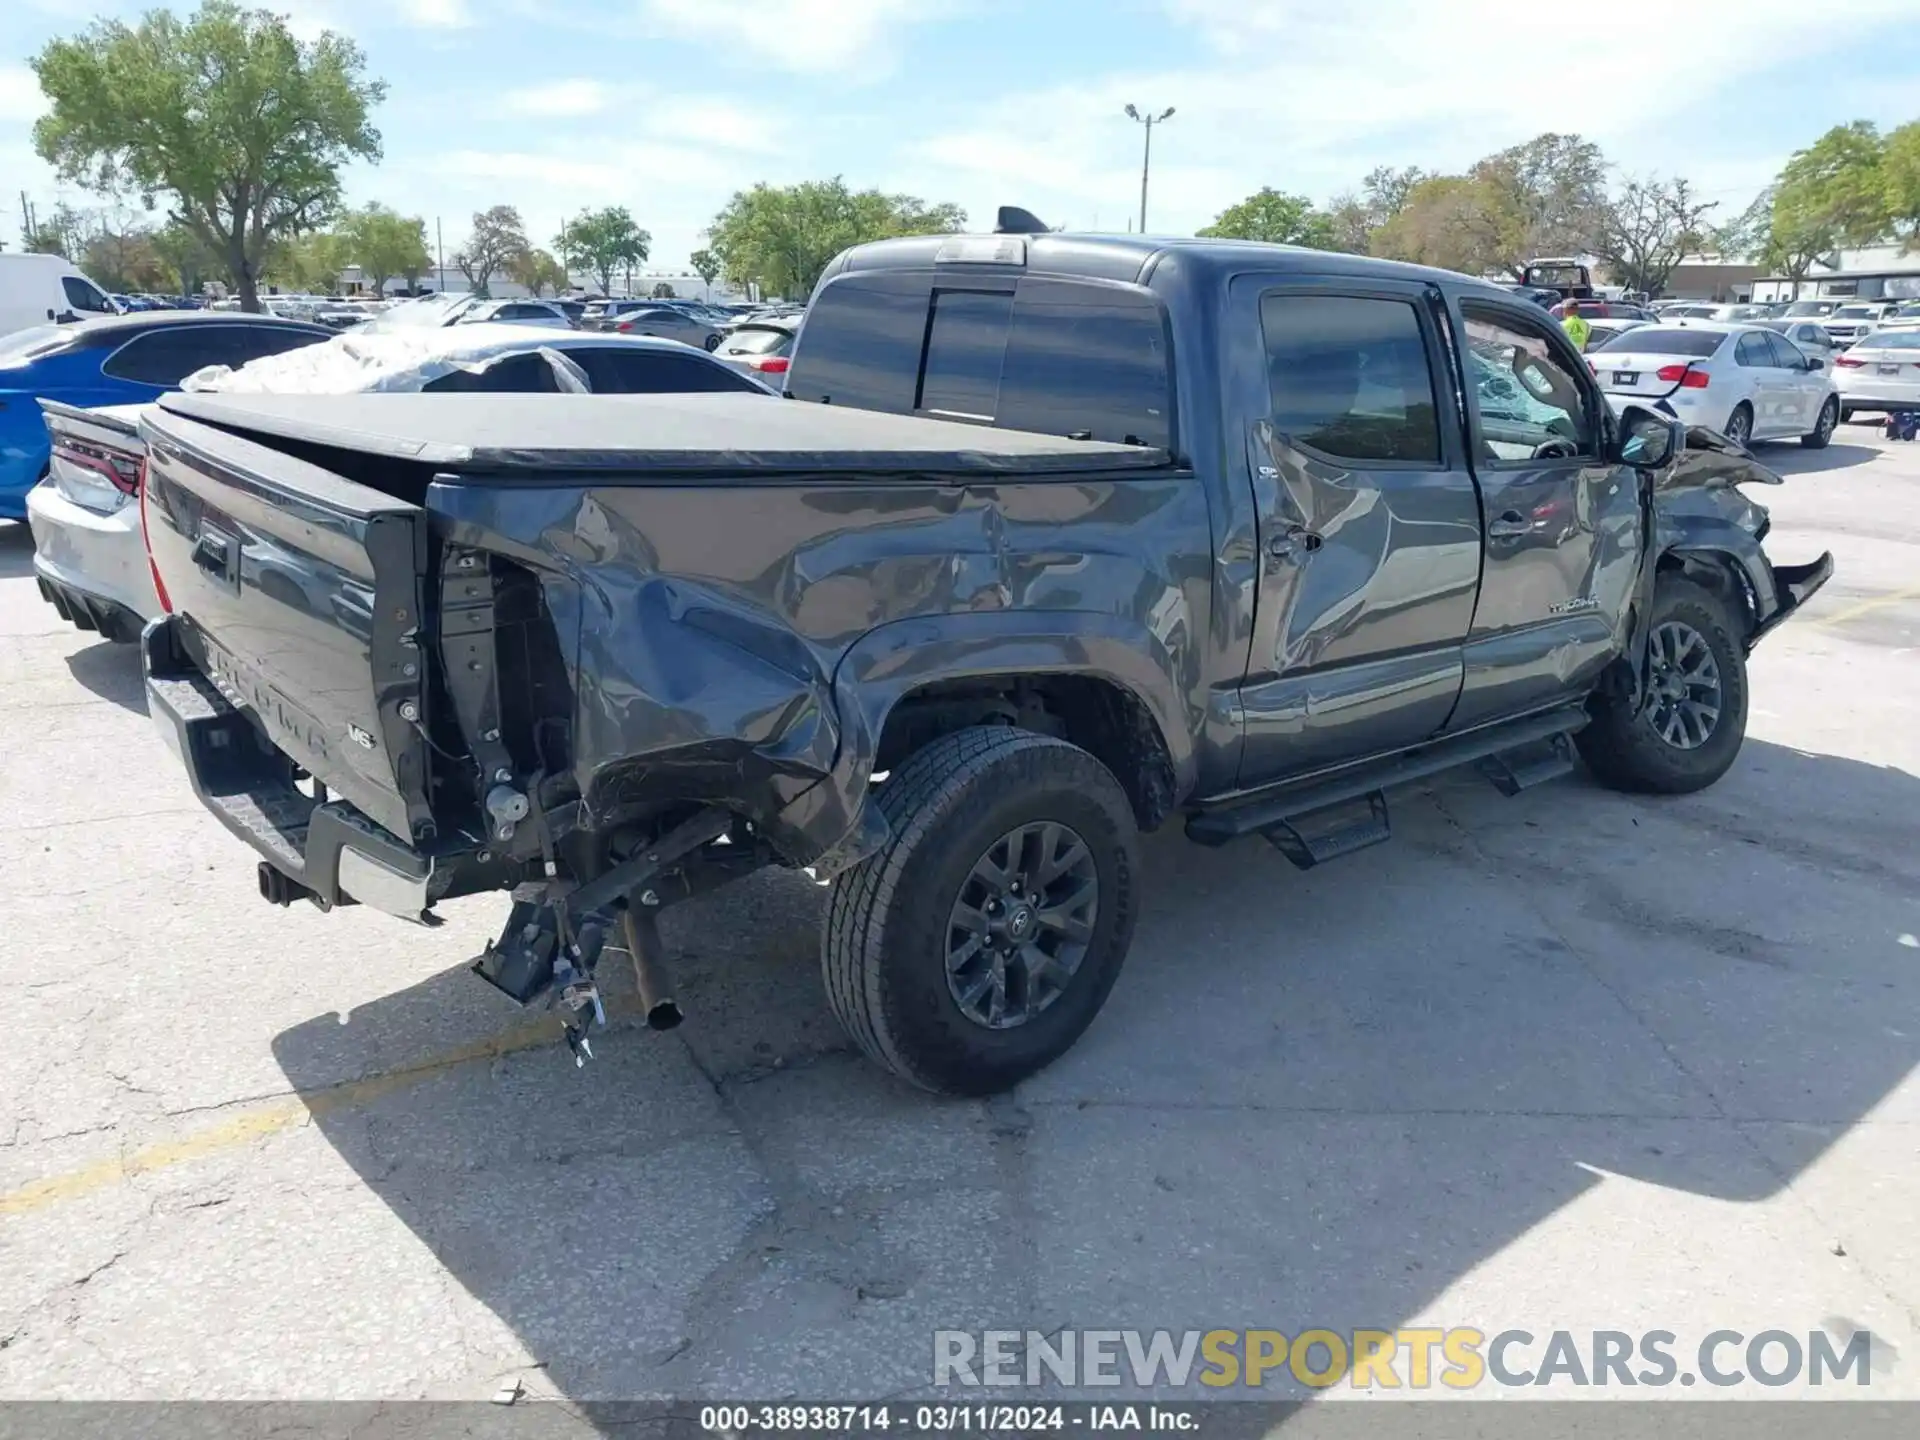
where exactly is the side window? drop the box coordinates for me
[917,289,1014,422]
[1762,333,1804,368]
[1458,304,1595,461]
[1260,293,1440,463]
[63,276,113,314]
[785,274,931,413]
[996,282,1172,449]
[1734,333,1771,367]
[571,348,761,394]
[421,352,564,393]
[100,331,191,384]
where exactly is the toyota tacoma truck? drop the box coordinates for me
[136,229,1832,1094]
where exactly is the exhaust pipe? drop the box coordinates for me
[618,905,684,1031]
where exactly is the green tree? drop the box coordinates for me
[510,246,568,297]
[1777,121,1891,249]
[1763,186,1841,299]
[1468,132,1609,277]
[1592,176,1717,296]
[338,202,429,297]
[452,204,527,298]
[1883,120,1920,252]
[651,281,677,298]
[23,202,90,258]
[1198,187,1335,248]
[31,1,385,312]
[706,177,964,299]
[153,219,222,295]
[1372,174,1522,277]
[261,229,348,292]
[553,207,650,297]
[83,227,171,292]
[689,247,721,298]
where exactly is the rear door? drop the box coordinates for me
[1733,331,1783,434]
[139,403,433,843]
[1227,274,1481,784]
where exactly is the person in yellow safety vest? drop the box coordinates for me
[1560,302,1591,351]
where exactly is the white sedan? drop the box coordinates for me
[1833,323,1920,419]
[27,325,773,640]
[1586,321,1841,449]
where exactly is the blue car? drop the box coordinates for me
[1,311,330,519]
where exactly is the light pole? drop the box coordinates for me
[1124,103,1175,234]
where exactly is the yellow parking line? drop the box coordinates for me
[1814,585,1920,630]
[1,994,645,1218]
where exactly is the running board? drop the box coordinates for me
[1186,704,1589,853]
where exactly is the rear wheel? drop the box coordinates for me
[1723,402,1754,448]
[1802,396,1839,448]
[821,726,1140,1095]
[1576,578,1748,795]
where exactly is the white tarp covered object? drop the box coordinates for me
[181,323,592,395]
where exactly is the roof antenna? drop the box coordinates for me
[995,206,1050,235]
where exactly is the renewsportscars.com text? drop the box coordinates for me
[933,1327,1874,1391]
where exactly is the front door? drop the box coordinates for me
[1446,294,1641,731]
[1229,276,1482,788]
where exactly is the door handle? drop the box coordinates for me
[1487,511,1531,540]
[1265,527,1322,561]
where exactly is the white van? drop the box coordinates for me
[0,253,120,338]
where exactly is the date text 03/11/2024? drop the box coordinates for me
[699,1405,1198,1433]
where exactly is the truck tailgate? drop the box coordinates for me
[139,404,433,845]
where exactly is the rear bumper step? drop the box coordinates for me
[1187,704,1589,848]
[143,616,440,922]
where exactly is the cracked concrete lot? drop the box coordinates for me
[1,427,1918,1412]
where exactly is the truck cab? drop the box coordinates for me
[1520,257,1595,299]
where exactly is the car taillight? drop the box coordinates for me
[749,356,791,374]
[139,460,171,615]
[52,439,142,496]
[1654,364,1709,388]
[616,321,635,332]
[1833,355,1865,368]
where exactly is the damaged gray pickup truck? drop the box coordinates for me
[138,231,1832,1094]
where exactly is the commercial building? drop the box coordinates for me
[1748,243,1920,304]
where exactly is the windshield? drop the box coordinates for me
[0,324,79,366]
[1589,327,1724,357]
[716,325,791,356]
[359,295,474,333]
[1783,301,1837,317]
[1524,263,1586,288]
[1863,329,1920,350]
[1834,305,1877,319]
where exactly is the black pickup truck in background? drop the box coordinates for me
[137,226,1831,1094]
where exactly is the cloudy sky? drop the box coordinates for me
[4,0,1919,273]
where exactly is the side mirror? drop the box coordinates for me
[1611,404,1682,469]
[1806,357,1825,372]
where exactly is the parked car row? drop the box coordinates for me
[16,313,772,645]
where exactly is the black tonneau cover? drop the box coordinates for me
[153,391,1172,475]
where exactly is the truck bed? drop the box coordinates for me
[153,390,1172,476]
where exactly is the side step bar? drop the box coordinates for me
[1186,704,1588,865]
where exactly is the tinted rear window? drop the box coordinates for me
[997,284,1171,448]
[1866,329,1920,350]
[421,352,564,392]
[1589,327,1722,357]
[1260,294,1440,464]
[917,290,1013,421]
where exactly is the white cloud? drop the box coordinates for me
[0,65,50,124]
[901,0,1920,237]
[643,98,785,154]
[402,0,474,26]
[635,0,939,73]
[505,79,613,117]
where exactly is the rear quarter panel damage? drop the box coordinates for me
[426,471,1212,865]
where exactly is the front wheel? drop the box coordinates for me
[821,726,1140,1095]
[1575,577,1749,795]
[1802,396,1839,448]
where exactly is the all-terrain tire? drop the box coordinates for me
[1802,396,1839,448]
[1575,578,1748,795]
[821,726,1140,1095]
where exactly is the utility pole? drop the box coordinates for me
[1123,104,1175,234]
[435,217,444,294]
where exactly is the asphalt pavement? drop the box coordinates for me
[1,425,1917,1417]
